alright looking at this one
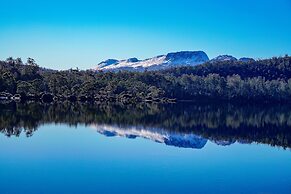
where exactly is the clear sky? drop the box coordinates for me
[0,0,290,70]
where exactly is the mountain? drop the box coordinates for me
[92,124,208,149]
[95,51,209,72]
[97,59,119,68]
[211,55,238,62]
[239,57,255,62]
[210,55,255,63]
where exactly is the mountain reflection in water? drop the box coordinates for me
[93,124,208,149]
[0,102,290,149]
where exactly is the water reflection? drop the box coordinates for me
[94,124,208,149]
[0,102,290,149]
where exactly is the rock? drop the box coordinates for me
[126,58,139,63]
[11,94,21,101]
[97,59,119,68]
[0,92,13,100]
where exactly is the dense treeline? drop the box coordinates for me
[0,56,291,102]
[0,102,290,149]
[164,55,291,80]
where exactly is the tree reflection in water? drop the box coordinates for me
[0,101,290,149]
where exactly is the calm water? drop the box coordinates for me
[0,102,290,194]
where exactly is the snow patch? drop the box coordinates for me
[95,51,209,72]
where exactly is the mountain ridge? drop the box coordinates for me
[94,51,254,72]
[91,124,240,149]
[95,51,209,72]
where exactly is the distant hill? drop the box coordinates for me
[94,51,257,72]
[210,55,255,63]
[95,51,209,71]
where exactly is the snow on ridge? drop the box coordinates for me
[91,124,208,149]
[211,55,238,62]
[90,124,240,148]
[95,51,209,72]
[94,51,254,72]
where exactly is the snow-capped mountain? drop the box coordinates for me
[211,55,238,62]
[210,55,254,63]
[97,59,119,68]
[95,51,209,72]
[92,124,208,149]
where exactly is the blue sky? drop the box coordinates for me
[0,0,290,70]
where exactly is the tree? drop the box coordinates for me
[6,57,15,66]
[1,72,16,93]
[15,58,23,65]
[16,81,34,94]
[26,58,38,66]
[226,75,243,98]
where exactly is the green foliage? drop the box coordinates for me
[16,81,33,94]
[1,72,16,93]
[1,56,291,102]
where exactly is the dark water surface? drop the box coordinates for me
[0,102,290,194]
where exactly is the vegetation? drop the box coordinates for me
[0,56,291,102]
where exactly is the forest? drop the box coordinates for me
[0,55,291,103]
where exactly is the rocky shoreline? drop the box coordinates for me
[0,92,176,104]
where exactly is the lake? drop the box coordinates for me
[0,102,290,194]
